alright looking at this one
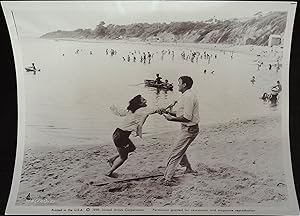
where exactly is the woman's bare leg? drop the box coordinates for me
[108,155,119,167]
[105,157,126,177]
[105,147,128,177]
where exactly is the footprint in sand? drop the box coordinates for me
[37,188,45,192]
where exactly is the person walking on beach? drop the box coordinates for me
[161,76,200,185]
[105,95,163,177]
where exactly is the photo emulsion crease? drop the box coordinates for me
[1,1,299,215]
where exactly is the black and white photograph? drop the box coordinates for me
[2,1,299,215]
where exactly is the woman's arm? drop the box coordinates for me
[139,113,151,128]
[136,109,156,138]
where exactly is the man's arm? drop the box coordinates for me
[163,114,190,123]
[164,110,177,117]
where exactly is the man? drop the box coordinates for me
[155,74,162,84]
[272,80,282,93]
[270,80,282,105]
[29,63,37,75]
[162,76,200,185]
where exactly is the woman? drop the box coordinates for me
[105,95,161,177]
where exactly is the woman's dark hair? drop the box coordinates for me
[127,95,143,113]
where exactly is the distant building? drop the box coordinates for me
[204,17,218,24]
[268,35,282,47]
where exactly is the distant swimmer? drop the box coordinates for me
[251,76,256,84]
[204,69,207,74]
[276,60,280,72]
[257,61,262,70]
[211,70,215,74]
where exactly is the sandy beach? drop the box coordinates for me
[16,113,288,207]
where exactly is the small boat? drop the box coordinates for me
[25,67,36,72]
[25,67,40,72]
[144,79,173,91]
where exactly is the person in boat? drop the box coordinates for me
[164,79,173,88]
[29,63,36,70]
[105,95,164,177]
[160,76,200,186]
[155,74,162,84]
[28,63,37,75]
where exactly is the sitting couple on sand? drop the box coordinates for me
[106,76,200,186]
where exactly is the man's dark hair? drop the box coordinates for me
[179,76,193,89]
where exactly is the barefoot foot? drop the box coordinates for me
[104,172,118,178]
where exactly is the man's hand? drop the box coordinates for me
[156,108,166,115]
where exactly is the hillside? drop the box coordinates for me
[40,11,287,46]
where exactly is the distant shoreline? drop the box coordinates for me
[36,37,283,57]
[25,111,280,153]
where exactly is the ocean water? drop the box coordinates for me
[20,38,281,148]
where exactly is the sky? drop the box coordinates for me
[2,1,295,38]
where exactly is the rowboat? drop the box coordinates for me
[25,67,40,72]
[144,79,173,91]
[25,67,36,72]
